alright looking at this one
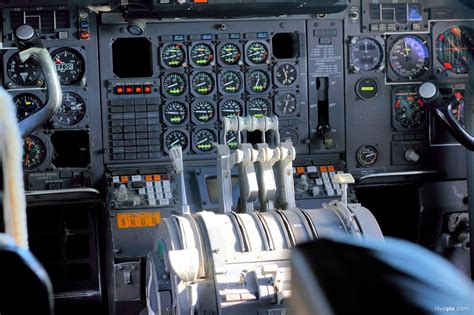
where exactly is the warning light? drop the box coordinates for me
[361,86,375,92]
[144,85,152,94]
[115,86,124,94]
[134,86,143,94]
[125,86,133,94]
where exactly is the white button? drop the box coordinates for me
[323,177,331,184]
[146,181,153,187]
[336,189,342,195]
[322,172,329,179]
[156,193,164,199]
[329,171,336,177]
[149,199,156,206]
[164,186,171,193]
[159,199,170,206]
[316,179,323,186]
[325,183,332,191]
[112,176,120,183]
[138,188,146,195]
[146,187,154,194]
[163,180,171,188]
[307,166,317,173]
[327,189,335,197]
[154,181,162,188]
[131,175,141,182]
[333,183,340,190]
[165,192,172,199]
[147,193,155,200]
[155,186,163,193]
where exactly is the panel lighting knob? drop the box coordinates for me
[404,149,420,162]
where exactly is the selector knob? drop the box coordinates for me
[296,175,310,192]
[404,149,420,162]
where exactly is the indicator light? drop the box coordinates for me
[144,85,153,94]
[134,86,143,93]
[125,86,133,94]
[115,86,124,94]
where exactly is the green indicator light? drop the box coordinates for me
[361,86,375,92]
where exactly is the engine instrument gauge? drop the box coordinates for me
[219,71,243,94]
[275,92,298,115]
[193,129,216,152]
[280,128,299,146]
[23,136,46,168]
[51,48,85,85]
[190,43,214,66]
[219,43,241,65]
[55,92,86,125]
[164,101,187,125]
[436,26,474,74]
[224,131,241,149]
[161,43,186,68]
[349,37,384,72]
[247,70,270,93]
[165,130,188,150]
[14,94,44,121]
[275,63,298,86]
[163,73,187,97]
[356,145,378,167]
[191,72,215,95]
[220,99,243,118]
[393,87,426,129]
[246,42,269,64]
[248,98,270,117]
[193,101,215,123]
[388,35,429,79]
[7,53,41,86]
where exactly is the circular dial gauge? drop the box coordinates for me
[7,53,41,86]
[221,99,243,118]
[51,48,85,85]
[165,130,188,150]
[163,73,187,96]
[162,43,186,68]
[275,64,298,86]
[389,35,429,79]
[275,92,298,115]
[350,37,384,72]
[436,26,474,74]
[356,145,378,167]
[225,131,240,149]
[23,136,46,168]
[193,129,216,152]
[246,42,269,64]
[191,72,215,95]
[248,98,270,117]
[247,70,270,93]
[219,71,243,94]
[164,101,187,125]
[219,43,241,65]
[393,88,426,129]
[280,128,299,145]
[55,92,86,125]
[14,94,44,120]
[193,101,215,123]
[190,43,214,66]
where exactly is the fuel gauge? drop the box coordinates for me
[356,145,378,167]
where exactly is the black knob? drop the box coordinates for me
[14,24,44,50]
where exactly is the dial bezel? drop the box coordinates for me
[192,128,217,154]
[191,99,217,125]
[160,42,187,69]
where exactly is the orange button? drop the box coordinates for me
[144,85,152,94]
[134,86,143,94]
[320,166,328,172]
[120,176,128,183]
[125,86,133,94]
[193,0,208,2]
[153,175,161,181]
[145,175,153,181]
[115,86,124,94]
[296,167,305,175]
[328,166,335,172]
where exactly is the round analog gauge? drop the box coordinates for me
[221,99,243,118]
[193,101,215,123]
[162,43,186,68]
[350,37,384,72]
[191,72,215,95]
[248,98,270,117]
[393,88,426,129]
[356,145,378,167]
[23,136,46,168]
[389,35,429,79]
[275,64,298,86]
[14,94,44,120]
[55,92,86,125]
[193,129,216,152]
[219,71,243,94]
[436,26,474,74]
[219,43,241,65]
[246,42,269,64]
[165,130,188,150]
[51,48,85,85]
[190,43,214,66]
[275,92,298,115]
[164,101,187,125]
[280,128,299,145]
[163,73,187,96]
[247,70,270,93]
[7,53,41,86]
[225,131,240,149]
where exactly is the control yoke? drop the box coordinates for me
[14,25,62,136]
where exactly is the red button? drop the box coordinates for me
[125,86,133,94]
[134,86,143,94]
[144,85,152,94]
[80,31,90,40]
[115,86,124,94]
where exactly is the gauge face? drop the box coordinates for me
[393,88,426,129]
[225,131,240,149]
[164,101,187,125]
[190,43,214,66]
[14,94,44,121]
[55,92,86,125]
[389,35,429,79]
[51,48,85,85]
[165,130,188,150]
[275,92,298,115]
[436,26,474,74]
[247,70,270,93]
[246,42,269,64]
[7,53,41,86]
[350,37,384,72]
[275,64,298,86]
[356,145,378,167]
[221,99,243,118]
[163,73,187,96]
[193,129,216,152]
[248,98,270,117]
[191,72,215,95]
[162,43,186,68]
[193,101,215,123]
[23,136,46,168]
[219,43,241,65]
[219,71,243,94]
[280,128,299,145]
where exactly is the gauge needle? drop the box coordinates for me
[366,153,376,157]
[197,138,208,145]
[171,140,180,146]
[54,58,63,64]
[227,136,236,143]
[168,83,178,88]
[196,82,207,87]
[25,141,32,167]
[403,39,410,59]
[223,80,234,86]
